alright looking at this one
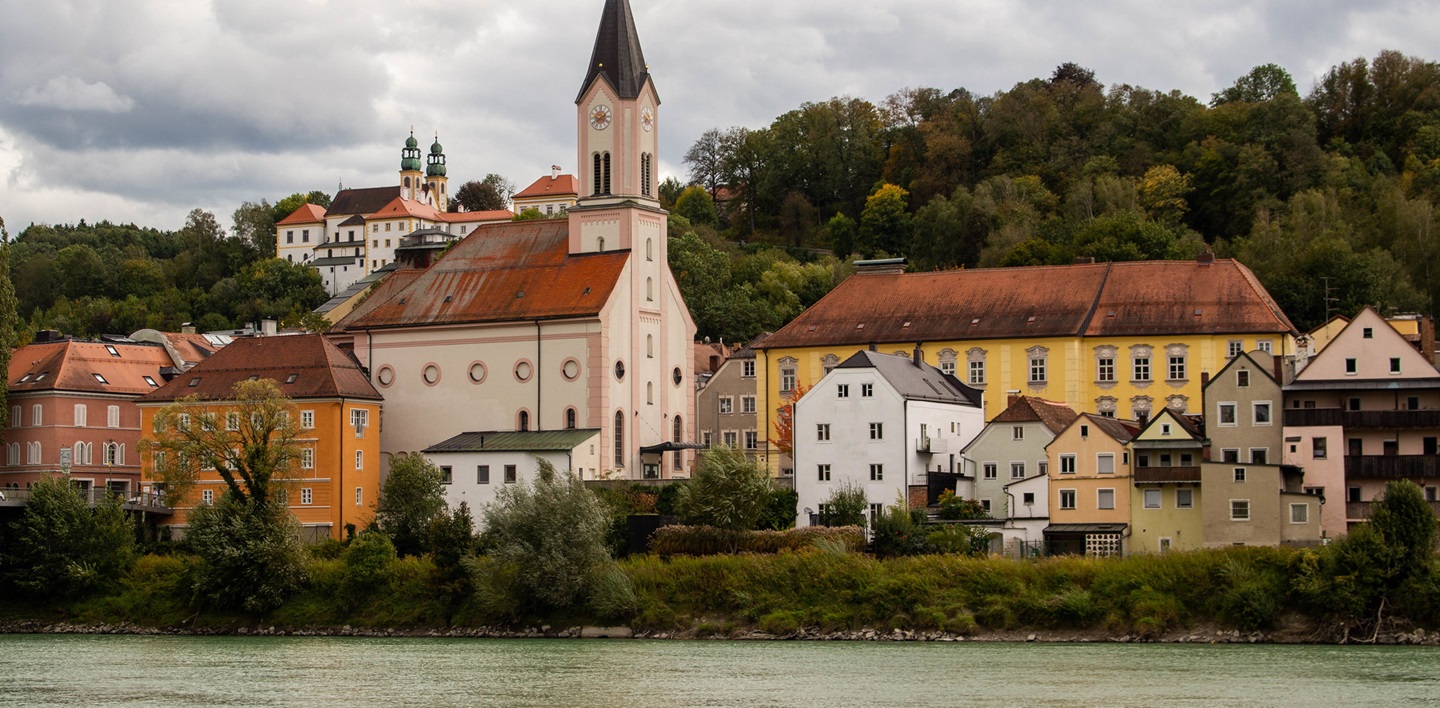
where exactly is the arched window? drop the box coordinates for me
[598,237,605,253]
[518,410,530,432]
[614,411,625,467]
[602,152,612,194]
[646,277,654,302]
[647,334,654,358]
[28,442,41,465]
[641,153,653,196]
[646,238,653,261]
[673,415,684,471]
[565,408,577,430]
[403,176,411,187]
[592,153,602,195]
[647,381,654,404]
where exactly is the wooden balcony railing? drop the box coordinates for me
[1284,408,1440,429]
[1345,455,1440,479]
[1133,466,1201,484]
[1347,500,1440,520]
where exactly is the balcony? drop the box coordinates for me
[1345,455,1440,479]
[1284,408,1440,429]
[1347,500,1440,520]
[1133,466,1201,484]
[916,436,948,454]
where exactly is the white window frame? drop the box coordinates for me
[355,450,364,470]
[983,462,997,480]
[969,360,985,386]
[356,487,364,506]
[741,396,756,414]
[861,383,874,398]
[741,360,756,378]
[301,488,313,505]
[32,404,42,427]
[869,422,883,440]
[1133,356,1151,382]
[818,464,831,482]
[869,463,883,481]
[1059,489,1077,510]
[1097,488,1115,510]
[817,423,831,442]
[1252,401,1272,426]
[1059,455,1076,474]
[301,410,315,429]
[1096,453,1115,475]
[718,396,734,415]
[1233,467,1246,482]
[1010,461,1026,480]
[1217,402,1237,427]
[73,404,87,427]
[1097,357,1115,382]
[226,412,240,431]
[836,384,849,399]
[107,405,120,428]
[1290,503,1309,524]
[202,489,214,504]
[1175,488,1194,509]
[301,448,314,469]
[1230,499,1251,521]
[1012,426,1024,441]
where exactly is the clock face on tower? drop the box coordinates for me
[589,105,612,130]
[641,107,654,132]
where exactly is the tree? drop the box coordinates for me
[1136,164,1192,225]
[453,174,514,212]
[1369,479,1438,589]
[2,474,134,598]
[0,217,15,433]
[428,501,477,617]
[513,207,548,221]
[673,186,718,226]
[185,491,308,612]
[767,383,810,459]
[675,446,773,531]
[658,176,685,210]
[857,183,910,257]
[482,459,612,612]
[144,378,302,506]
[54,244,110,299]
[271,192,331,226]
[827,213,857,258]
[684,128,728,199]
[232,200,276,257]
[374,454,448,557]
[1212,63,1298,106]
[818,482,867,527]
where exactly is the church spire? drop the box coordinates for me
[577,0,652,103]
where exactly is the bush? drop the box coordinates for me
[3,474,135,598]
[184,493,308,613]
[649,525,865,556]
[482,459,613,613]
[925,524,988,555]
[871,504,928,558]
[375,455,447,557]
[818,482,867,527]
[341,531,396,604]
[676,446,773,531]
[936,490,989,520]
[757,489,799,530]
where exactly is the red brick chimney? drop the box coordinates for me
[1422,315,1437,366]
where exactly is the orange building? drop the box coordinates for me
[137,335,383,541]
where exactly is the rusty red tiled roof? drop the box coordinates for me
[514,174,578,200]
[990,396,1078,435]
[758,259,1295,350]
[371,197,444,222]
[438,210,515,223]
[276,203,327,226]
[163,333,222,364]
[137,334,381,403]
[338,219,627,330]
[9,340,175,395]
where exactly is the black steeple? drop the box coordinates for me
[577,0,653,103]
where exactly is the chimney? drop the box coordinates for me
[1197,249,1215,265]
[260,319,278,337]
[912,343,924,368]
[708,355,720,373]
[1007,390,1021,407]
[1273,355,1286,386]
[854,258,907,275]
[868,343,878,352]
[1200,371,1210,388]
[181,323,196,335]
[552,165,562,180]
[1074,256,1096,264]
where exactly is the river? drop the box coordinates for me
[0,634,1435,706]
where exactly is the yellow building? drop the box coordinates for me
[137,335,383,541]
[1044,413,1139,556]
[1128,408,1205,554]
[753,256,1296,475]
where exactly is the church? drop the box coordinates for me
[328,0,697,480]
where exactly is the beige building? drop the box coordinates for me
[1199,461,1320,548]
[1044,414,1140,556]
[696,338,763,462]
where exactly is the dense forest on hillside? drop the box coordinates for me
[678,51,1440,335]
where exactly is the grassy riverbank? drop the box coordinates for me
[3,544,1436,643]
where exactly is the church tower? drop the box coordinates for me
[426,135,449,211]
[399,131,424,201]
[568,0,663,256]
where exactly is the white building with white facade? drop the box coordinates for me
[794,349,984,527]
[422,430,601,512]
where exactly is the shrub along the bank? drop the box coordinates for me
[649,525,865,557]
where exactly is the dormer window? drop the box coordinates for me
[143,376,158,388]
[104,345,120,357]
[92,373,109,385]
[188,377,201,388]
[286,374,299,384]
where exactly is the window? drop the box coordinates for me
[1217,403,1237,426]
[226,412,240,431]
[1256,340,1273,354]
[1168,355,1186,381]
[1175,488,1194,509]
[1012,426,1024,441]
[32,405,42,427]
[504,465,518,484]
[1390,358,1402,374]
[744,431,758,450]
[1161,424,1172,436]
[718,397,734,415]
[1133,356,1151,382]
[1231,500,1251,521]
[1059,489,1077,510]
[355,450,364,470]
[837,384,849,399]
[11,405,21,426]
[1097,357,1115,382]
[1233,467,1246,482]
[107,405,120,428]
[861,383,874,398]
[519,410,530,431]
[779,363,797,393]
[1097,489,1115,510]
[869,464,883,481]
[1250,449,1268,464]
[177,413,190,430]
[1290,504,1309,524]
[983,463,997,480]
[1010,462,1025,479]
[741,396,756,414]
[1144,489,1161,509]
[301,448,314,469]
[869,422,883,440]
[102,442,123,466]
[1408,397,1421,411]
[1345,358,1357,375]
[1228,340,1243,358]
[1023,492,1035,505]
[356,487,364,506]
[1253,402,1272,425]
[1222,449,1240,463]
[202,489,214,504]
[301,411,314,429]
[301,488,313,505]
[1029,356,1046,384]
[568,408,579,430]
[614,411,625,467]
[1312,437,1328,459]
[475,465,489,484]
[742,360,755,378]
[723,431,738,448]
[817,424,831,442]
[1059,455,1076,474]
[969,360,985,386]
[1096,453,1115,475]
[1237,370,1250,387]
[1038,461,1048,476]
[818,464,831,481]
[351,409,369,432]
[74,404,87,427]
[1348,397,1361,412]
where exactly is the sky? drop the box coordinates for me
[1,0,1437,235]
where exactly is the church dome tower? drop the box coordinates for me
[399,130,424,201]
[426,135,449,211]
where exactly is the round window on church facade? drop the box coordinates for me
[672,367,682,386]
[562,359,581,381]
[422,364,440,386]
[468,362,487,384]
[515,360,534,383]
[376,366,395,387]
[614,360,626,381]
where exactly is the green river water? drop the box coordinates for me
[0,634,1435,707]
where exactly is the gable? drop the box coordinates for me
[1134,408,1199,442]
[1296,307,1440,382]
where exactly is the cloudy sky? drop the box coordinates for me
[1,0,1436,234]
